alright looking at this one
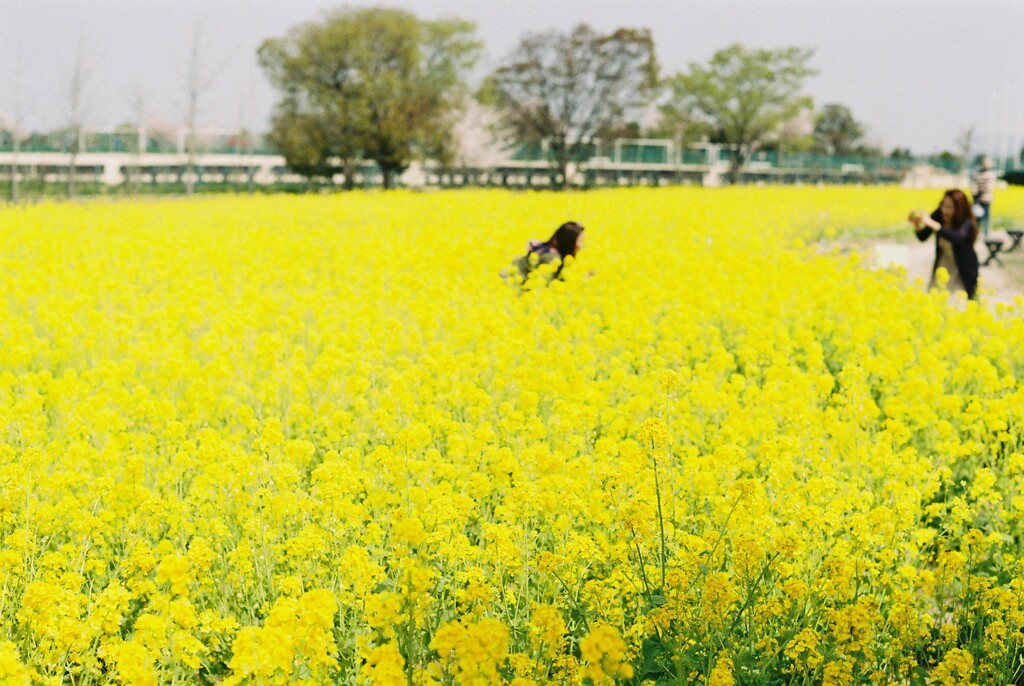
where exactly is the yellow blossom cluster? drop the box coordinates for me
[1,186,1024,684]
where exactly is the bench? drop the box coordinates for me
[982,238,1005,266]
[1006,228,1024,253]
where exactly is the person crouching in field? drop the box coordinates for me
[503,221,585,287]
[908,188,979,300]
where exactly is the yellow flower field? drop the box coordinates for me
[2,187,1024,685]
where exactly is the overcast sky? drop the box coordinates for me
[2,0,1023,156]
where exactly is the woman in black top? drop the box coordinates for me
[909,189,979,300]
[508,221,586,282]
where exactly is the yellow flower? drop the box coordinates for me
[223,590,337,683]
[783,628,822,671]
[708,654,734,686]
[154,553,191,597]
[430,617,510,685]
[579,622,633,685]
[5,187,1024,681]
[637,417,670,451]
[529,603,567,655]
[931,648,977,686]
[365,591,402,637]
[0,641,36,686]
[100,640,157,686]
[359,640,406,686]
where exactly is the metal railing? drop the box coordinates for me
[0,129,1006,175]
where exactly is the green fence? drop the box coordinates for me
[0,131,275,155]
[617,143,670,164]
[505,142,967,173]
[0,129,1001,179]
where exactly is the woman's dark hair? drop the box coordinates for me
[944,189,978,243]
[545,221,584,278]
[547,221,584,257]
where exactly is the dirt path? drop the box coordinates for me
[859,230,1023,308]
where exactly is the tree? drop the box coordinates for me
[650,102,711,152]
[125,87,147,195]
[774,112,815,155]
[955,126,975,173]
[266,100,336,191]
[237,71,259,193]
[664,43,815,184]
[66,35,96,198]
[7,52,25,202]
[934,150,957,170]
[850,143,882,159]
[181,22,224,196]
[8,112,21,203]
[259,7,480,190]
[259,15,368,191]
[482,24,658,188]
[813,103,863,156]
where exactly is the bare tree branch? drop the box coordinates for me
[486,24,657,188]
[182,20,230,195]
[66,34,98,198]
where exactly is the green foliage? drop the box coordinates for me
[1003,170,1024,186]
[649,101,713,147]
[813,103,865,156]
[665,43,816,183]
[265,100,336,187]
[934,151,957,167]
[258,7,480,189]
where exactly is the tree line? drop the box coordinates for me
[259,6,879,190]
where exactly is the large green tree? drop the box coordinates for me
[265,100,336,191]
[482,24,658,189]
[665,44,816,184]
[258,7,480,189]
[813,103,864,156]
